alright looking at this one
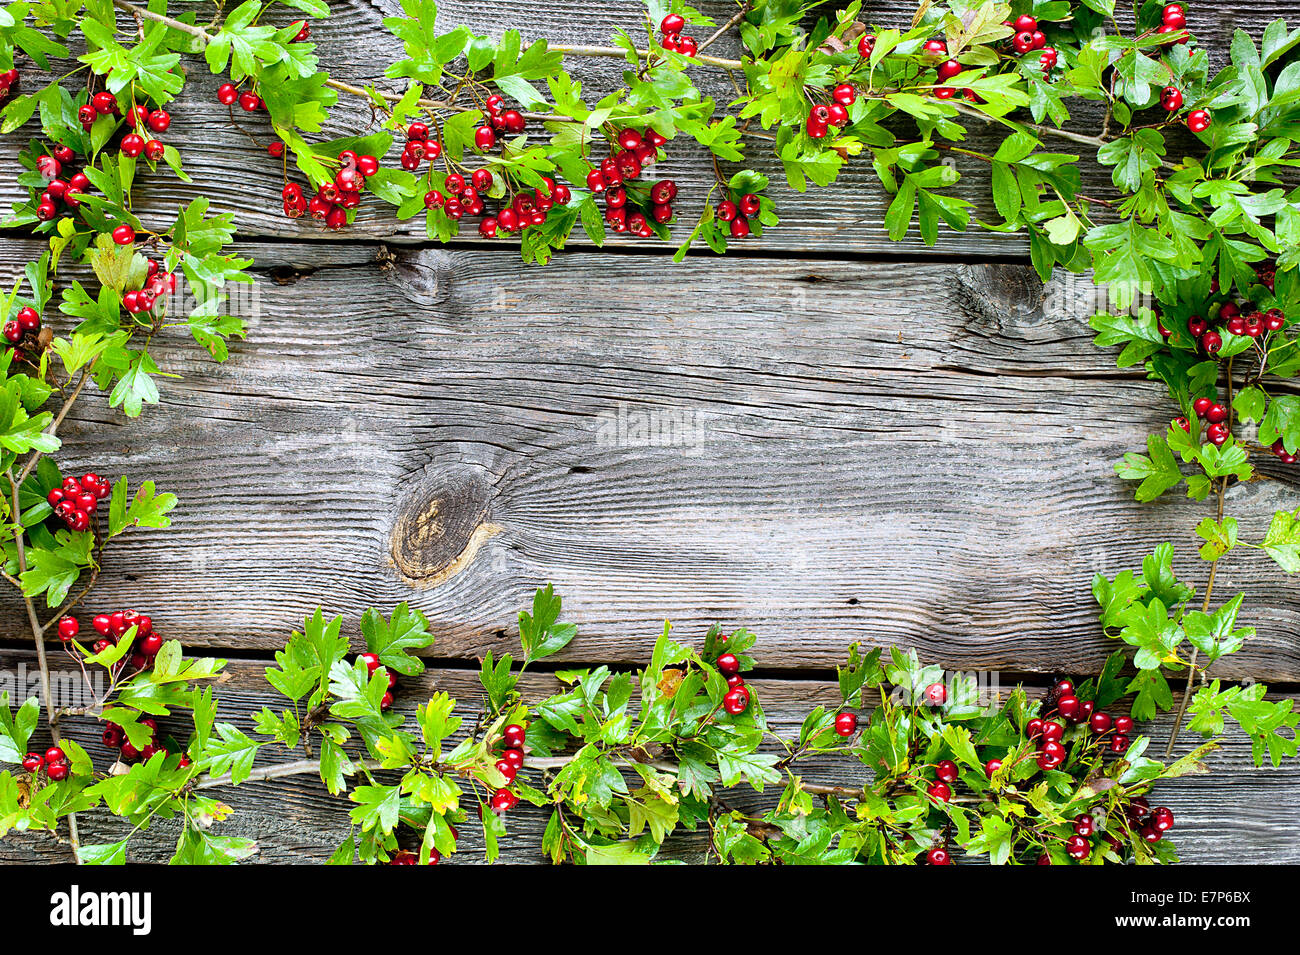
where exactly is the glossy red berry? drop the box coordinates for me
[923,682,947,706]
[1057,695,1080,720]
[1074,813,1096,836]
[1152,806,1175,831]
[92,91,117,114]
[834,712,857,737]
[858,34,875,57]
[926,847,952,865]
[1110,733,1130,753]
[1187,109,1210,133]
[1162,4,1186,29]
[926,780,952,803]
[111,224,135,245]
[1089,711,1112,733]
[723,686,750,715]
[935,759,958,782]
[21,753,42,772]
[57,617,79,642]
[832,83,856,106]
[238,91,261,112]
[490,788,519,813]
[46,762,69,781]
[716,652,740,676]
[474,126,496,150]
[1065,834,1090,860]
[984,758,1002,776]
[1114,715,1133,734]
[1160,86,1183,111]
[359,652,381,674]
[502,723,526,749]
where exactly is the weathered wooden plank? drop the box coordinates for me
[4,0,1281,255]
[1,240,1297,679]
[0,658,1293,864]
[0,0,1234,256]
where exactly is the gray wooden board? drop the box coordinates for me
[0,239,1297,680]
[0,658,1293,864]
[0,0,1282,256]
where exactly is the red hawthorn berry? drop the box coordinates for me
[729,217,750,238]
[92,614,112,635]
[678,35,698,56]
[1110,733,1130,753]
[495,759,517,782]
[922,38,947,57]
[111,224,135,245]
[21,753,43,772]
[217,84,237,105]
[238,91,261,112]
[923,682,947,706]
[832,83,856,106]
[1057,695,1080,720]
[984,758,1002,776]
[92,91,117,114]
[1013,14,1038,32]
[78,104,98,124]
[723,686,751,715]
[935,759,959,782]
[102,725,124,748]
[1066,834,1090,859]
[46,762,69,781]
[1160,86,1183,111]
[716,652,740,676]
[1187,109,1210,133]
[834,712,857,736]
[1152,806,1175,831]
[926,780,952,803]
[57,617,79,642]
[490,788,519,813]
[937,59,963,81]
[858,34,875,57]
[660,13,685,34]
[1140,825,1162,843]
[474,126,496,151]
[1027,718,1046,738]
[45,746,64,764]
[1201,330,1223,355]
[926,847,952,865]
[1089,711,1112,733]
[1162,4,1186,29]
[502,747,525,769]
[1114,715,1134,734]
[1013,30,1036,54]
[502,723,526,749]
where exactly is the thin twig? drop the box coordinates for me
[697,4,751,54]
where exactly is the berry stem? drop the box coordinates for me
[697,3,751,54]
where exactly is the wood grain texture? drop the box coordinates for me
[0,239,1297,680]
[0,656,1294,864]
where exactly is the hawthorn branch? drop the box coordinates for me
[9,468,81,863]
[194,757,385,790]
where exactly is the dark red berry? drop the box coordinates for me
[834,712,857,737]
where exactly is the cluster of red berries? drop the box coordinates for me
[1177,304,1285,364]
[358,652,397,709]
[47,472,111,532]
[1006,13,1055,72]
[658,13,698,56]
[282,148,381,231]
[1124,796,1176,844]
[87,609,164,667]
[489,722,526,815]
[715,191,762,239]
[34,144,92,223]
[118,104,172,163]
[3,305,42,364]
[102,716,185,765]
[0,68,18,105]
[472,94,527,152]
[123,258,178,316]
[22,745,71,781]
[715,644,751,715]
[216,82,265,113]
[400,121,442,170]
[587,127,667,192]
[1178,394,1233,447]
[1155,3,1191,42]
[1030,679,1135,762]
[806,83,856,138]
